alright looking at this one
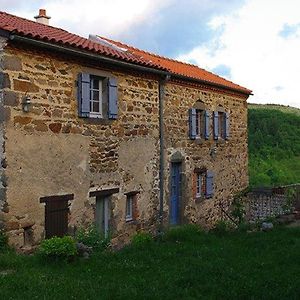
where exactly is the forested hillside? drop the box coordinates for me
[248,104,300,187]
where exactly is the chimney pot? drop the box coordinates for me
[34,8,51,25]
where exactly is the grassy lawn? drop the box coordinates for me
[1,226,300,299]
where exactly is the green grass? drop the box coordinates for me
[248,104,300,187]
[1,226,300,299]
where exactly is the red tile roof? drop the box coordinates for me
[0,11,162,69]
[100,36,252,95]
[0,11,251,95]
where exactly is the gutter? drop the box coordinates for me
[172,73,253,96]
[9,34,170,77]
[158,75,170,230]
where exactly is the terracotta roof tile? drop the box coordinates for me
[0,11,163,69]
[0,11,251,94]
[99,36,252,94]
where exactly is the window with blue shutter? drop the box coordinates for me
[189,108,197,139]
[77,73,118,120]
[205,170,214,198]
[204,110,210,140]
[77,73,90,117]
[225,112,229,140]
[108,77,118,119]
[213,111,219,140]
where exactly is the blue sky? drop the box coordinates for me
[2,0,300,108]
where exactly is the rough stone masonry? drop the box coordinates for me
[0,38,249,250]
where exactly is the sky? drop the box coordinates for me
[1,0,300,108]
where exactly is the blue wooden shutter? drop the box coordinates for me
[213,111,219,140]
[204,110,210,140]
[225,112,229,140]
[189,108,197,139]
[206,170,214,198]
[108,77,118,119]
[77,73,90,117]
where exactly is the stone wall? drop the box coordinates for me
[1,44,160,249]
[163,83,248,228]
[245,185,300,221]
[0,42,249,249]
[246,192,286,221]
[0,36,9,230]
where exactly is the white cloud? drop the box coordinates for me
[177,0,300,108]
[11,0,171,37]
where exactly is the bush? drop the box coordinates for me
[163,224,203,242]
[131,232,153,247]
[75,225,110,252]
[39,236,77,261]
[0,229,8,250]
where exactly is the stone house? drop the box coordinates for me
[0,10,251,250]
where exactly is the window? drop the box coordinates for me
[218,112,225,139]
[195,109,204,139]
[77,73,118,119]
[189,108,209,140]
[125,193,138,222]
[194,169,214,199]
[195,171,206,198]
[213,111,229,140]
[89,76,102,117]
[126,195,133,221]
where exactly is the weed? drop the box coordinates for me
[75,224,110,252]
[38,236,77,261]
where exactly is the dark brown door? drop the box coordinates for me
[40,194,74,239]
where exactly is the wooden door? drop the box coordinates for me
[170,162,182,225]
[40,194,73,239]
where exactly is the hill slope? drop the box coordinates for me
[248,104,300,187]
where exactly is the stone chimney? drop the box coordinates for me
[34,9,51,25]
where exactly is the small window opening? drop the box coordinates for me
[195,171,206,199]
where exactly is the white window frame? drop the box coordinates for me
[195,171,206,199]
[89,76,103,118]
[125,195,133,222]
[196,173,202,198]
[195,109,204,139]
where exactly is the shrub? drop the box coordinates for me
[39,236,77,261]
[131,232,153,247]
[75,225,110,252]
[0,229,8,250]
[231,190,247,225]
